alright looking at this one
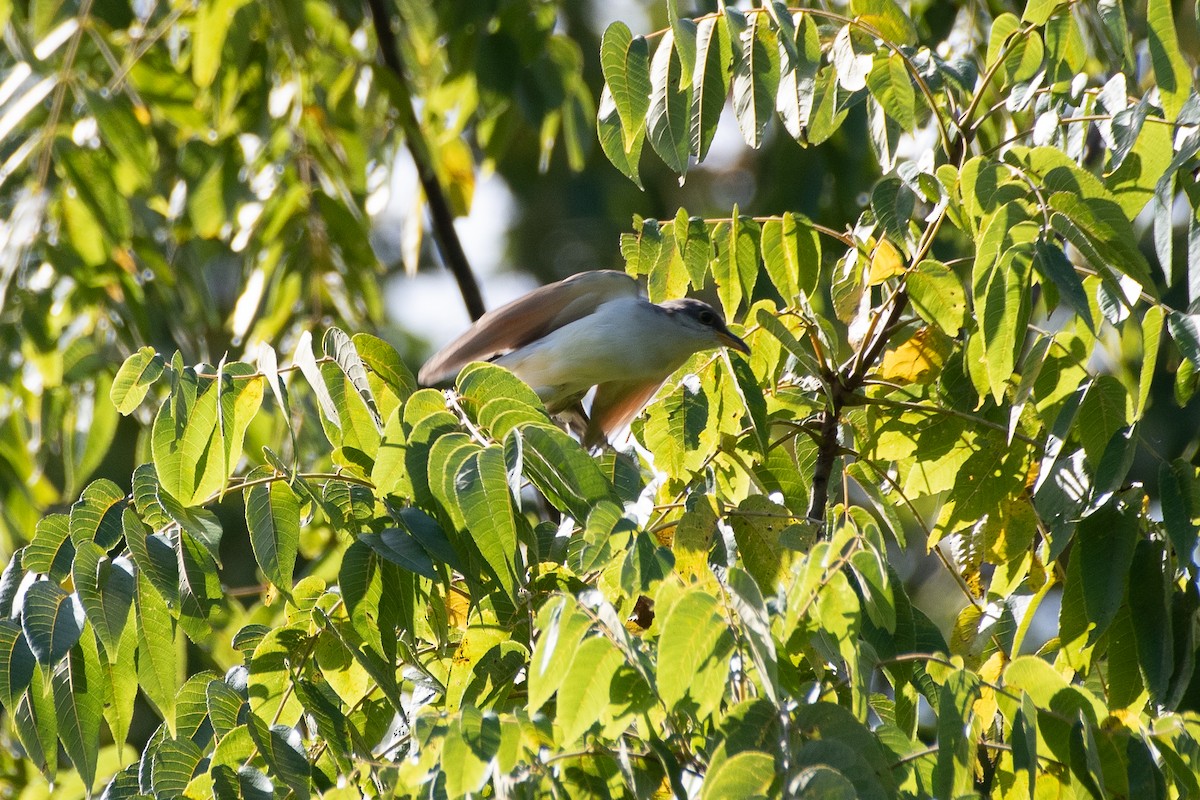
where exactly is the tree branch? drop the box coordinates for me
[365,0,486,321]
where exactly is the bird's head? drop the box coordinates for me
[659,298,751,355]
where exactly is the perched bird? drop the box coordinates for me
[419,270,750,444]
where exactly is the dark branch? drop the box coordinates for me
[807,289,911,522]
[365,0,486,321]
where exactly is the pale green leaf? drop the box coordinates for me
[1148,0,1192,120]
[245,475,300,594]
[110,347,165,415]
[657,588,734,720]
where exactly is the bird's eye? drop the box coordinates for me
[698,310,715,325]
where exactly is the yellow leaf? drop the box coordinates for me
[437,138,475,217]
[868,238,905,284]
[879,326,951,384]
[445,587,470,630]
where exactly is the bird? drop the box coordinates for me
[418,270,750,445]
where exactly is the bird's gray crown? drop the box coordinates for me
[659,297,725,327]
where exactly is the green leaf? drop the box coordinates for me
[174,671,219,745]
[1137,305,1164,418]
[324,327,382,430]
[150,736,204,797]
[975,241,1033,403]
[208,677,247,739]
[724,568,779,703]
[933,670,980,798]
[700,751,774,799]
[776,13,820,140]
[872,175,914,241]
[598,85,645,188]
[677,213,713,288]
[52,632,104,794]
[1032,240,1093,331]
[731,11,779,148]
[690,15,731,161]
[21,581,84,666]
[457,361,547,432]
[456,446,520,603]
[761,212,821,302]
[667,0,697,90]
[394,506,466,574]
[247,713,311,800]
[1159,459,1199,561]
[153,370,262,506]
[14,668,57,781]
[123,507,179,605]
[443,707,500,797]
[906,259,965,335]
[529,596,593,713]
[657,588,734,721]
[711,211,760,318]
[71,542,135,661]
[556,634,623,744]
[177,529,222,642]
[101,625,138,750]
[600,22,651,153]
[640,375,711,479]
[69,478,126,549]
[1076,503,1138,640]
[245,475,300,594]
[1128,540,1173,704]
[25,514,75,581]
[647,29,693,176]
[359,527,437,580]
[135,572,177,722]
[1076,375,1130,464]
[292,330,339,429]
[0,619,35,710]
[1147,0,1192,120]
[1022,0,1065,25]
[866,51,915,133]
[352,332,416,402]
[192,0,248,88]
[852,0,918,44]
[517,421,616,521]
[111,347,165,414]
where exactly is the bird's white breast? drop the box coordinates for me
[495,296,701,407]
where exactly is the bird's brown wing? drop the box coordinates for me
[418,270,640,386]
[585,378,666,447]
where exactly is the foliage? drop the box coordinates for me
[2,0,1200,798]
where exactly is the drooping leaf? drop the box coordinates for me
[245,474,300,595]
[646,29,692,176]
[71,542,135,661]
[21,581,85,667]
[731,11,780,148]
[52,632,104,793]
[600,21,651,153]
[456,446,520,603]
[657,588,735,721]
[0,620,35,711]
[1147,0,1192,120]
[690,15,731,161]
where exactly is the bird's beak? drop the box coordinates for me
[717,328,751,355]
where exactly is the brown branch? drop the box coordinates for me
[365,0,486,321]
